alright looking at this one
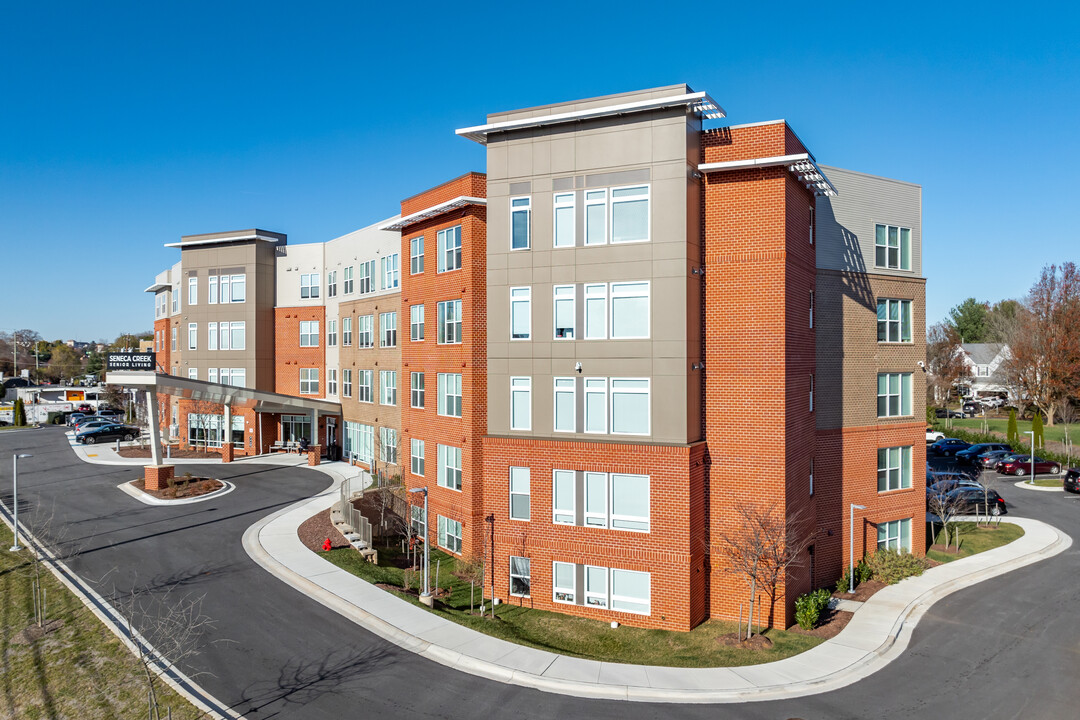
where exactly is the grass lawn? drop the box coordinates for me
[945,417,1077,446]
[0,525,208,719]
[1021,476,1064,487]
[321,544,823,667]
[926,521,1025,564]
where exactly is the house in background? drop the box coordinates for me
[960,343,1011,401]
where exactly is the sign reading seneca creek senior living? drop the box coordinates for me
[105,352,156,371]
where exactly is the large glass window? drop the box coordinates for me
[299,320,319,347]
[553,192,575,248]
[585,189,607,245]
[554,285,575,339]
[410,236,424,274]
[380,312,397,347]
[411,372,425,408]
[437,300,462,344]
[877,518,912,552]
[510,287,531,340]
[878,446,913,492]
[611,473,650,531]
[437,226,462,272]
[511,197,530,250]
[877,373,913,417]
[411,438,425,476]
[438,373,462,418]
[877,299,912,342]
[281,414,312,444]
[410,305,425,341]
[875,224,912,271]
[610,282,649,339]
[357,315,373,348]
[554,377,576,433]
[437,515,462,553]
[343,421,374,466]
[552,470,575,524]
[509,557,531,597]
[611,568,650,614]
[584,283,607,339]
[510,466,530,521]
[584,378,607,434]
[301,273,320,299]
[380,370,397,405]
[300,368,319,395]
[553,561,575,604]
[230,275,245,303]
[437,445,462,491]
[510,377,531,431]
[611,378,650,435]
[610,185,649,243]
[357,370,373,403]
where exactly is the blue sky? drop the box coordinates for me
[2,1,1077,341]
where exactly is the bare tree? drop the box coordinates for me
[927,490,966,550]
[926,322,972,407]
[715,501,814,640]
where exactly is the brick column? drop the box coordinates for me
[144,464,174,491]
[307,446,321,466]
[221,443,234,463]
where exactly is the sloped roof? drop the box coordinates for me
[962,343,1007,365]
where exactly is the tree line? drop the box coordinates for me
[0,330,152,386]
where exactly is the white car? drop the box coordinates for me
[927,426,945,442]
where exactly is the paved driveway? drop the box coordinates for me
[2,426,1077,719]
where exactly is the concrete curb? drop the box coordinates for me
[1014,480,1064,492]
[243,483,1072,703]
[117,479,237,506]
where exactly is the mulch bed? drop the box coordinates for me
[786,608,854,639]
[118,447,224,459]
[11,619,65,645]
[298,508,351,552]
[833,579,887,603]
[718,633,774,649]
[130,477,222,500]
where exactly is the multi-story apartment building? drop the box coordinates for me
[147,84,924,632]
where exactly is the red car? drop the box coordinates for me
[996,455,1062,476]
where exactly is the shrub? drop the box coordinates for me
[13,398,26,426]
[834,558,871,594]
[868,549,928,585]
[1032,411,1044,449]
[1007,408,1019,446]
[795,588,832,630]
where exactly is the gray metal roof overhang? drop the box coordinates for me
[106,372,342,416]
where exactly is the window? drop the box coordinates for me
[410,236,424,274]
[437,300,462,344]
[357,261,374,294]
[357,315,373,348]
[171,287,179,313]
[611,185,650,244]
[380,370,397,405]
[228,368,245,387]
[342,369,352,397]
[437,226,462,272]
[437,515,462,553]
[878,446,913,492]
[327,270,337,298]
[585,189,607,245]
[510,197,530,250]
[553,192,575,248]
[611,473,649,531]
[327,368,338,396]
[380,312,397,348]
[809,205,815,245]
[411,372,425,408]
[437,445,462,491]
[207,277,218,305]
[554,285,575,339]
[219,276,230,305]
[171,327,176,351]
[510,287,531,340]
[571,470,650,532]
[411,504,426,536]
[219,322,231,350]
[877,373,913,417]
[188,323,197,350]
[875,224,912,271]
[208,322,218,350]
[584,284,606,339]
[342,317,353,346]
[188,368,198,380]
[230,275,246,303]
[809,373,814,412]
[343,421,374,466]
[343,266,354,294]
[584,378,607,433]
[553,470,575,524]
[611,568,650,614]
[301,273,320,299]
[208,368,217,384]
[510,377,531,431]
[157,293,166,317]
[877,299,912,343]
[381,253,399,290]
[809,458,815,496]
[877,518,912,552]
[300,368,319,395]
[327,320,337,347]
[585,472,606,528]
[611,378,650,435]
[585,566,608,608]
[554,378,576,433]
[553,561,575,604]
[610,282,649,339]
[410,305,425,341]
[299,320,319,347]
[510,467,530,520]
[438,373,463,418]
[229,322,245,350]
[810,290,815,329]
[509,556,530,597]
[188,277,197,306]
[357,370,372,403]
[411,438,425,476]
[380,427,398,465]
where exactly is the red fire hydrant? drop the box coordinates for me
[322,538,332,552]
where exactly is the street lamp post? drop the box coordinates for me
[849,503,867,593]
[9,453,32,551]
[408,487,430,604]
[1025,430,1035,484]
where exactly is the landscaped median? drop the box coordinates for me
[927,521,1025,563]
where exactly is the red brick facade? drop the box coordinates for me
[274,306,327,398]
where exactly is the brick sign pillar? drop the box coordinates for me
[221,443,234,463]
[144,464,174,491]
[307,446,321,466]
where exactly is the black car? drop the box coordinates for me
[929,438,972,457]
[934,408,965,419]
[975,449,1014,470]
[955,443,1012,464]
[1063,468,1080,493]
[962,402,982,417]
[75,423,140,444]
[928,486,1008,516]
[927,474,984,495]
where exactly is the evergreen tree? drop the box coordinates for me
[13,397,26,426]
[1007,408,1019,446]
[1032,411,1045,449]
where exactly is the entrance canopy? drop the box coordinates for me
[105,372,343,417]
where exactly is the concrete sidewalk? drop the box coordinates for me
[242,477,1072,703]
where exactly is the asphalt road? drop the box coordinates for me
[2,427,1078,720]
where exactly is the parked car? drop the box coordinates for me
[67,412,89,427]
[980,397,1005,408]
[74,403,94,413]
[975,449,1014,470]
[74,417,116,431]
[926,426,945,443]
[934,408,965,419]
[929,438,972,457]
[928,486,1008,516]
[955,443,1012,464]
[1064,468,1080,493]
[927,474,984,495]
[962,402,982,417]
[95,408,123,420]
[996,455,1062,476]
[75,424,140,444]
